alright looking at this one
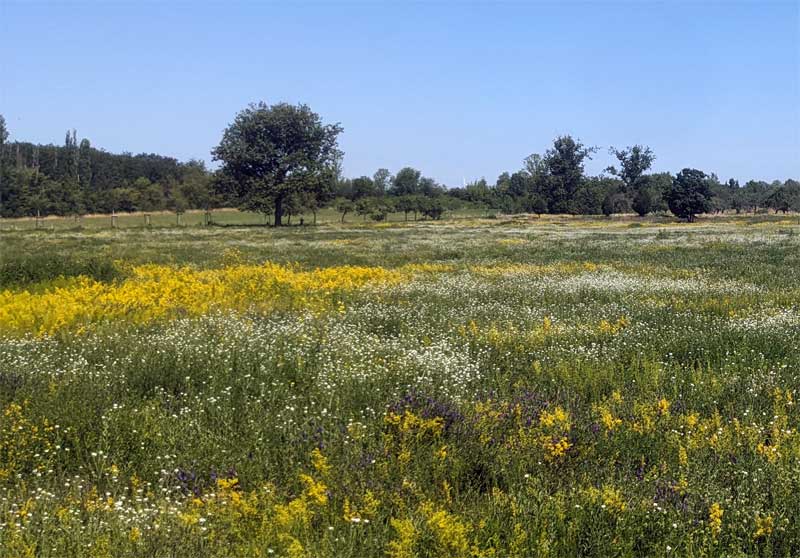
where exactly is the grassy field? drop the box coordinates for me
[0,207,494,231]
[0,215,798,557]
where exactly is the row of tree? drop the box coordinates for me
[1,108,798,224]
[0,116,214,219]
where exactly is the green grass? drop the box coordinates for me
[0,206,496,231]
[0,215,798,557]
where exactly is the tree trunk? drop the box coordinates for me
[274,196,284,226]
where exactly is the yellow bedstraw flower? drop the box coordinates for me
[310,448,331,476]
[754,515,773,539]
[386,518,418,558]
[299,474,328,506]
[420,502,470,555]
[539,406,569,428]
[708,503,723,538]
[599,407,622,432]
[601,486,627,513]
[0,261,443,336]
[540,436,572,462]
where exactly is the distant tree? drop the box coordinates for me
[766,187,791,214]
[351,176,377,199]
[505,171,530,199]
[394,195,418,221]
[543,136,597,213]
[212,102,342,226]
[666,168,712,222]
[602,192,631,217]
[524,153,547,180]
[109,187,138,213]
[335,197,354,223]
[133,177,161,212]
[390,167,421,196]
[301,187,331,225]
[420,176,444,197]
[632,188,653,216]
[495,172,512,194]
[0,115,8,215]
[420,196,446,220]
[77,139,93,190]
[283,193,304,225]
[366,197,393,221]
[527,194,548,216]
[355,197,374,221]
[0,115,8,145]
[167,187,189,225]
[372,168,392,195]
[463,178,492,205]
[741,180,770,213]
[785,179,800,212]
[606,145,655,193]
[179,160,215,219]
[641,172,672,213]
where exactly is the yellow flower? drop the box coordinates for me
[420,502,470,555]
[599,407,622,431]
[539,406,569,428]
[386,518,418,558]
[299,474,328,506]
[708,503,723,538]
[216,477,239,491]
[601,486,627,513]
[754,514,773,539]
[540,436,572,462]
[310,448,331,476]
[0,261,442,336]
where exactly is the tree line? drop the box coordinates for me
[1,109,798,224]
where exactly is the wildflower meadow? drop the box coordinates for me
[0,214,798,557]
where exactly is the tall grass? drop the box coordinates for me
[0,216,798,557]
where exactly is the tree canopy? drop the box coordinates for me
[1,110,798,223]
[212,102,343,226]
[666,168,713,222]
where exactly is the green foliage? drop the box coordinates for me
[0,250,120,288]
[666,168,713,222]
[606,145,655,193]
[212,101,343,226]
[631,188,653,216]
[390,167,422,196]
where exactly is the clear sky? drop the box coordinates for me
[2,1,798,185]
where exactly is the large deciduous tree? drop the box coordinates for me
[543,136,596,214]
[606,145,655,193]
[666,168,712,222]
[390,167,422,196]
[212,102,342,226]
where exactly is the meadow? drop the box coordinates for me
[0,214,798,557]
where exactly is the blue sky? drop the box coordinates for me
[2,1,798,185]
